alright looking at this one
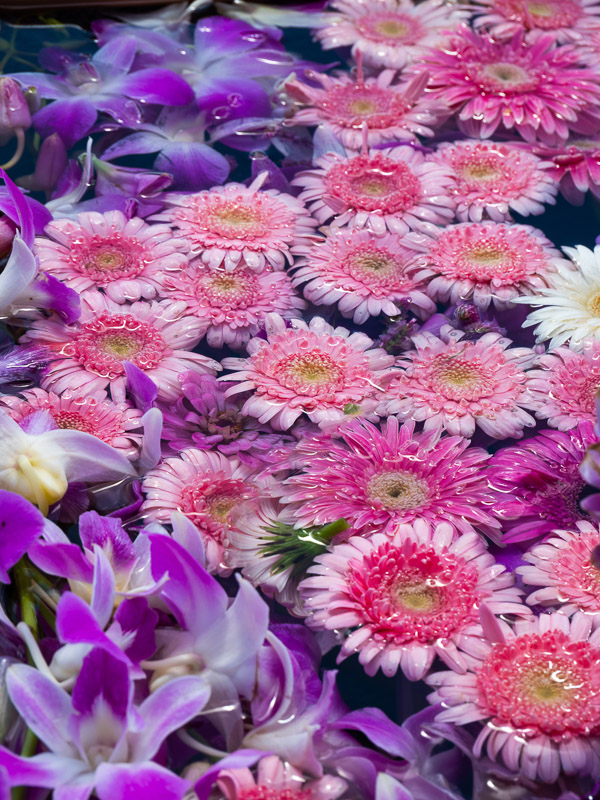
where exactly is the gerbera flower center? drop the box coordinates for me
[476,631,600,737]
[195,270,260,309]
[346,541,482,643]
[319,85,407,130]
[204,199,269,239]
[587,291,600,316]
[493,0,581,27]
[275,350,346,395]
[477,61,539,93]
[461,159,500,182]
[326,154,421,213]
[71,235,148,283]
[53,410,94,433]
[238,787,312,800]
[64,313,167,379]
[180,474,256,536]
[356,13,421,43]
[367,470,429,509]
[427,353,494,401]
[343,244,408,289]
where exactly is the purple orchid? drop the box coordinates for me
[13,36,194,148]
[0,646,210,798]
[0,491,45,583]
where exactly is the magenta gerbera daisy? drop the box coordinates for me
[293,146,454,236]
[34,210,188,303]
[0,387,143,458]
[22,291,219,402]
[428,612,600,782]
[157,262,306,349]
[470,0,600,43]
[292,229,435,325]
[156,172,317,272]
[432,140,558,222]
[421,27,600,143]
[220,313,395,430]
[280,417,500,538]
[518,521,600,617]
[299,520,526,680]
[285,68,441,150]
[487,422,598,544]
[527,137,600,205]
[422,221,565,309]
[314,0,468,70]
[141,449,261,573]
[384,329,537,439]
[216,755,347,800]
[525,342,600,430]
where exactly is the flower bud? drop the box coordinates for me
[18,134,68,194]
[0,78,31,137]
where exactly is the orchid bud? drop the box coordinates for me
[93,156,173,198]
[0,78,31,138]
[0,216,16,259]
[18,133,68,194]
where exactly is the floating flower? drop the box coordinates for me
[384,329,537,439]
[487,423,597,543]
[423,221,565,310]
[220,313,395,430]
[158,262,306,349]
[293,146,454,236]
[292,229,435,324]
[141,449,261,573]
[0,387,143,459]
[421,27,600,143]
[285,68,440,150]
[34,210,189,303]
[518,521,600,617]
[515,244,600,349]
[216,755,347,800]
[525,342,600,430]
[432,140,558,222]
[314,0,468,70]
[470,0,600,43]
[527,137,600,205]
[299,520,525,679]
[428,612,600,783]
[22,292,218,402]
[280,417,500,537]
[157,172,316,272]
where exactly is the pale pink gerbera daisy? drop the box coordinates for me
[34,210,188,303]
[470,0,600,43]
[141,449,261,573]
[22,292,218,402]
[422,221,565,310]
[157,262,306,350]
[432,140,558,222]
[314,0,468,70]
[518,522,600,618]
[280,417,500,538]
[220,313,395,431]
[156,172,317,272]
[525,342,600,430]
[293,146,454,236]
[428,612,600,782]
[299,520,526,680]
[216,755,347,800]
[292,229,435,325]
[285,68,441,150]
[0,387,143,459]
[422,27,600,143]
[384,329,537,440]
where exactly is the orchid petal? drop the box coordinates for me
[119,69,194,105]
[33,99,97,148]
[124,362,158,412]
[331,708,418,761]
[72,647,130,721]
[56,593,128,666]
[154,142,230,190]
[0,490,45,582]
[194,750,264,800]
[93,36,137,77]
[103,132,168,161]
[376,773,414,800]
[0,748,86,789]
[0,170,34,246]
[91,547,117,629]
[0,234,37,312]
[28,540,93,583]
[95,762,190,800]
[170,511,205,567]
[42,428,136,483]
[138,408,163,473]
[27,272,81,323]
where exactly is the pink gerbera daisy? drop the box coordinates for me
[157,262,306,349]
[384,329,537,439]
[156,172,317,272]
[141,449,261,573]
[432,140,558,222]
[22,292,218,402]
[518,521,600,617]
[428,612,600,782]
[285,67,441,150]
[314,0,468,70]
[422,221,565,309]
[299,520,526,680]
[487,422,598,544]
[220,313,395,430]
[34,210,188,303]
[527,137,600,205]
[280,417,500,538]
[421,27,600,143]
[525,342,600,430]
[292,229,435,325]
[0,387,143,459]
[470,0,600,43]
[293,146,454,236]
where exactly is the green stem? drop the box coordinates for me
[11,728,38,800]
[13,559,38,641]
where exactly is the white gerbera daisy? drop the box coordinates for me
[514,245,600,349]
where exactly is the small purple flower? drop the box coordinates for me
[160,373,291,468]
